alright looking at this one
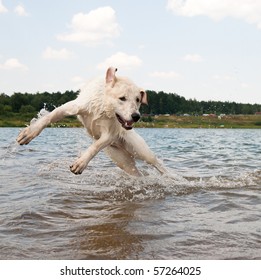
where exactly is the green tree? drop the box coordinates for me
[19,105,36,114]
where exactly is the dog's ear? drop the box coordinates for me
[106,67,117,87]
[140,90,148,105]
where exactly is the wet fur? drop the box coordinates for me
[17,67,166,176]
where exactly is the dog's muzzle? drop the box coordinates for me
[116,113,140,130]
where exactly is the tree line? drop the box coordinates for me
[142,90,261,115]
[0,90,260,116]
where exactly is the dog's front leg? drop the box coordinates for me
[70,135,112,175]
[17,100,80,145]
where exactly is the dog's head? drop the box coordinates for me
[104,67,147,130]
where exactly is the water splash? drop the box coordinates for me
[106,170,261,201]
[38,159,261,202]
[1,140,20,162]
[30,104,50,125]
[1,105,50,161]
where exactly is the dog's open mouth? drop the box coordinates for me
[116,114,134,130]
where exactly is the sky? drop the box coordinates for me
[0,0,261,104]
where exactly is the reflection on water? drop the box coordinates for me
[0,128,260,259]
[74,203,145,260]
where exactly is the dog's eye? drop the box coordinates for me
[136,98,140,103]
[119,97,127,101]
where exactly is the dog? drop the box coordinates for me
[17,67,167,176]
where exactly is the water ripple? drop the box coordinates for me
[0,128,260,259]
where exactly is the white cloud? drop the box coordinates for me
[149,71,182,79]
[71,76,85,90]
[212,74,235,81]
[138,44,146,49]
[0,58,28,70]
[182,53,203,62]
[14,4,28,16]
[42,47,75,60]
[224,75,235,81]
[0,1,7,13]
[241,82,249,88]
[71,76,84,83]
[96,52,142,70]
[57,6,121,45]
[212,74,221,80]
[167,0,261,29]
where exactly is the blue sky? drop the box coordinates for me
[1,0,261,104]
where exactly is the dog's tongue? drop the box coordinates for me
[116,114,134,130]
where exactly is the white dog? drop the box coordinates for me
[17,67,167,176]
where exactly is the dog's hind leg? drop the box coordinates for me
[123,130,167,175]
[104,145,142,176]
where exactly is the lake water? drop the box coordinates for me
[0,127,260,259]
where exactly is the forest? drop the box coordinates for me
[0,90,260,116]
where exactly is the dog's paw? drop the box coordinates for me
[70,159,87,175]
[17,126,41,145]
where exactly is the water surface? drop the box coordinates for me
[0,128,260,259]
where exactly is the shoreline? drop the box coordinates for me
[1,114,261,129]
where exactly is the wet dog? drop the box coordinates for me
[17,67,166,176]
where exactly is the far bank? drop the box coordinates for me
[1,113,261,129]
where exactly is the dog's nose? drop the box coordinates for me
[131,113,140,122]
